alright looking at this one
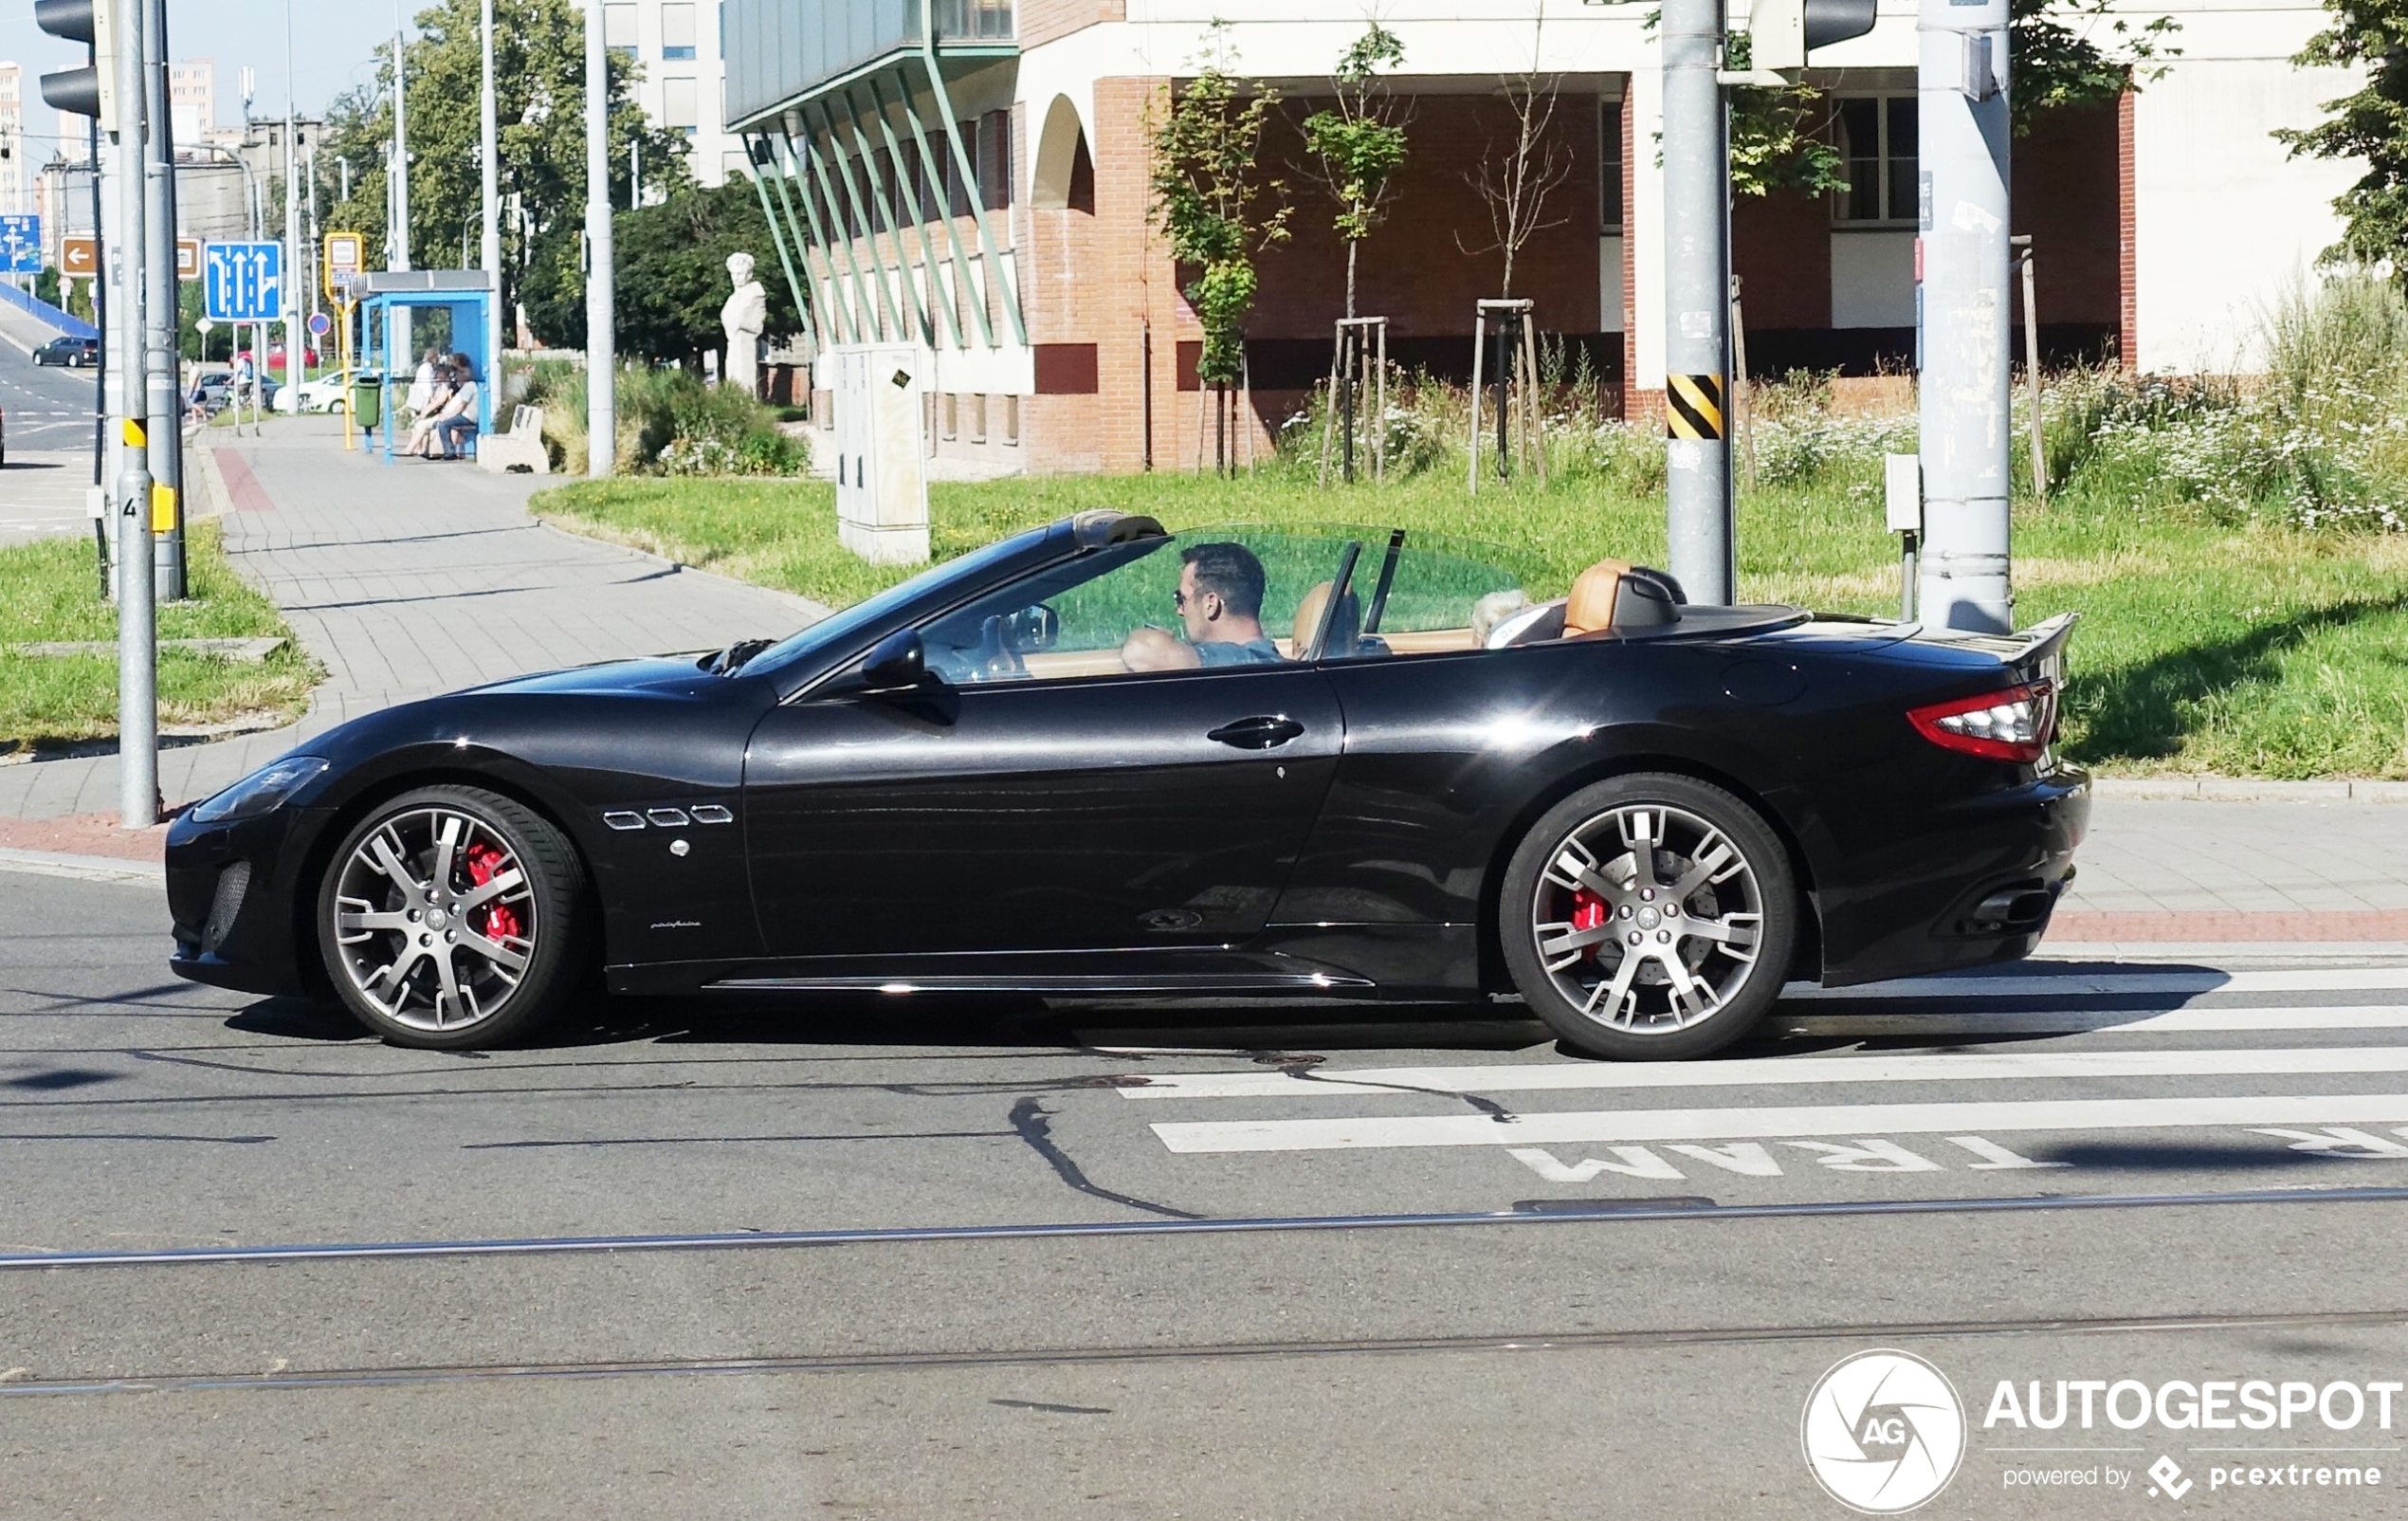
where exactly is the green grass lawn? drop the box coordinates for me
[532,471,2408,779]
[0,520,319,749]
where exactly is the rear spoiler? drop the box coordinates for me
[2010,611,2080,667]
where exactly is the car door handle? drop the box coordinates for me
[1207,715,1305,750]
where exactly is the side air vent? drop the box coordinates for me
[689,805,735,825]
[601,811,646,831]
[203,861,253,952]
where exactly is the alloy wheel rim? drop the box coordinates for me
[331,807,537,1032]
[1530,803,1765,1034]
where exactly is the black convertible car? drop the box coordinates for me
[167,512,2088,1058]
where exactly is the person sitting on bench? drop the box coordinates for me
[433,354,482,460]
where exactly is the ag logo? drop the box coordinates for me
[1801,1349,1966,1513]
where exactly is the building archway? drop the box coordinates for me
[1031,93,1096,214]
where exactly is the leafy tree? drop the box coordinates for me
[317,0,689,347]
[2280,0,2408,267]
[1302,24,1411,319]
[613,180,805,367]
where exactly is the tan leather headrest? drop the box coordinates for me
[1294,582,1335,651]
[1292,580,1359,657]
[1563,558,1633,636]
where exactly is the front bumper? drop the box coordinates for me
[1816,766,2090,988]
[164,806,337,998]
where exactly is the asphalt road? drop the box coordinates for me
[0,335,102,454]
[6,868,2408,1517]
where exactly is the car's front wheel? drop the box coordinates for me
[1500,773,1797,1061]
[316,785,590,1049]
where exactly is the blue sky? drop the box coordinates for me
[2,0,393,150]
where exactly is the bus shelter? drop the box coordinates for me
[353,269,496,464]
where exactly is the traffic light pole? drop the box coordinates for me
[1913,0,2015,632]
[1660,0,1734,607]
[583,0,614,477]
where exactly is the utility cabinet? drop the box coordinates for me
[830,343,929,565]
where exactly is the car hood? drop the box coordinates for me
[452,652,732,700]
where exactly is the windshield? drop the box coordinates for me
[732,524,1050,682]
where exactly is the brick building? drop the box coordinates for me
[721,0,2361,475]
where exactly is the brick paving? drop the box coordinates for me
[0,416,825,821]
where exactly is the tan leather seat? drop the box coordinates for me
[1292,580,1360,658]
[1562,559,1635,636]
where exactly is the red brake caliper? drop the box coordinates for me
[464,843,521,941]
[1569,889,1609,958]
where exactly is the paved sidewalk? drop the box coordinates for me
[0,417,824,819]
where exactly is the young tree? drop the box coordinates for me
[2279,0,2408,266]
[1149,22,1293,472]
[1461,6,1573,299]
[318,0,689,347]
[1302,22,1411,321]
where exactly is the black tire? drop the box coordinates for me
[315,784,591,1049]
[1500,772,1797,1061]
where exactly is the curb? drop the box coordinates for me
[2090,779,2408,803]
[0,847,165,886]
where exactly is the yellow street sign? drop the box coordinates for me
[121,418,145,447]
[150,484,178,534]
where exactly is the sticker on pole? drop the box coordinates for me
[203,241,283,322]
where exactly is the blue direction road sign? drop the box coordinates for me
[203,241,283,321]
[0,215,40,274]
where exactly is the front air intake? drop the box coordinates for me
[203,861,253,952]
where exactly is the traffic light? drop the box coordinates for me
[33,0,116,134]
[1745,0,1879,74]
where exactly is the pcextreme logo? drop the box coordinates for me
[1802,1349,1969,1513]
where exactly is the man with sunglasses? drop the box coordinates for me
[1122,541,1284,671]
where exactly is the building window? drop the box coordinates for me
[603,2,637,52]
[976,110,1012,212]
[1833,96,1918,226]
[942,393,959,439]
[969,393,988,444]
[1002,394,1019,446]
[661,3,697,59]
[663,77,699,136]
[1600,97,1623,232]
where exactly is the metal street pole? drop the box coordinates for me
[392,0,412,363]
[583,0,614,476]
[143,0,183,598]
[1660,0,1734,605]
[111,0,156,827]
[1915,0,2013,632]
[481,0,502,374]
[284,0,302,384]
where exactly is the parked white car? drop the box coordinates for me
[275,369,369,414]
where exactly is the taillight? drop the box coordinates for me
[1907,680,2056,762]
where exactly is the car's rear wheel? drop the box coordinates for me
[1501,773,1797,1061]
[315,785,589,1049]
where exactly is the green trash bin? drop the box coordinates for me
[351,376,383,432]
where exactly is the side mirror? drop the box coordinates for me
[1000,604,1059,654]
[859,630,927,692]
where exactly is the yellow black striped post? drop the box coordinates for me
[1666,373,1725,441]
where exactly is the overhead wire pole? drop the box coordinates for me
[583,0,614,476]
[1660,0,1733,605]
[284,0,302,396]
[1914,0,2014,631]
[112,0,156,827]
[480,0,503,376]
[142,0,182,599]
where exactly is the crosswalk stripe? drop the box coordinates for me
[1149,1092,2408,1154]
[1122,1044,2408,1101]
[1779,1004,2408,1038]
[1786,965,2408,999]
